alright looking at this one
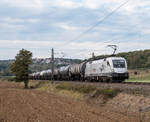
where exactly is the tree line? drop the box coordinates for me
[117,49,150,69]
[88,49,150,69]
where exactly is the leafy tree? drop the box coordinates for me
[11,49,32,88]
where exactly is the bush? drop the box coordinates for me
[7,76,16,82]
[56,83,121,97]
[96,88,121,98]
[0,76,15,82]
[56,83,96,93]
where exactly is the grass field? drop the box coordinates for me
[126,69,150,82]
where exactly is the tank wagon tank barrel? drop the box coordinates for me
[69,62,86,81]
[58,65,70,80]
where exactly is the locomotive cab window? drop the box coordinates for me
[113,60,125,68]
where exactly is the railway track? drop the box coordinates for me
[54,80,150,86]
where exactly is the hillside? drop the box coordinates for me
[0,60,13,76]
[31,58,81,73]
[0,58,81,76]
[90,49,150,69]
[117,50,150,69]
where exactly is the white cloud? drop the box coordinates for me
[0,40,150,59]
[0,0,150,59]
[52,0,82,9]
[82,0,150,17]
[0,17,40,33]
[2,17,25,23]
[0,23,26,32]
[1,0,150,15]
[0,40,108,59]
[1,17,39,24]
[118,41,150,52]
[56,23,80,31]
[1,0,82,10]
[27,19,40,23]
[1,0,44,10]
[82,0,125,10]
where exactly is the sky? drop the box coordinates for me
[0,0,150,60]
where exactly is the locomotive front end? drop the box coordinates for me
[109,57,129,81]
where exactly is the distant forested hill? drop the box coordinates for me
[117,50,150,69]
[92,49,150,69]
[0,60,13,76]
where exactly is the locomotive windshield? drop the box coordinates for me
[112,60,125,68]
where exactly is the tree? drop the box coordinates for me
[11,49,32,88]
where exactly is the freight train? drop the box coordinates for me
[30,57,129,82]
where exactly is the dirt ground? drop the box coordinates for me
[0,81,141,122]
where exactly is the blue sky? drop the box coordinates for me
[0,0,150,59]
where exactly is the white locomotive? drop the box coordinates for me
[85,57,128,82]
[30,56,129,82]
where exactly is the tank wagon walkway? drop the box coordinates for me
[0,82,139,122]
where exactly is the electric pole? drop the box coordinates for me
[51,48,54,84]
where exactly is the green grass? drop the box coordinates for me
[56,83,96,94]
[96,88,121,98]
[126,79,150,83]
[126,70,150,82]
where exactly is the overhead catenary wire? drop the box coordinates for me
[67,0,130,43]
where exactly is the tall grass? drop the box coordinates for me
[56,83,121,98]
[56,83,96,94]
[126,70,150,82]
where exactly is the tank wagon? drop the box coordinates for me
[45,69,52,80]
[30,57,129,82]
[34,72,40,80]
[69,62,86,81]
[58,65,70,80]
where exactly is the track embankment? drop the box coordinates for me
[52,80,150,95]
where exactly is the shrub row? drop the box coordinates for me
[56,83,96,94]
[56,83,121,98]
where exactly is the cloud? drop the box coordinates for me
[55,23,81,31]
[0,23,26,33]
[0,0,150,59]
[1,17,39,23]
[51,0,82,9]
[0,39,150,60]
[2,17,24,23]
[1,0,44,10]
